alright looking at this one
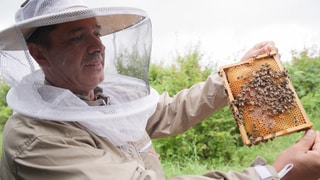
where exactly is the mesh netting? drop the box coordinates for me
[0,0,158,146]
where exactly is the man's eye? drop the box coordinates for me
[71,35,84,41]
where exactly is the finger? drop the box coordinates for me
[255,41,274,49]
[254,41,277,55]
[261,42,277,53]
[295,129,316,152]
[253,47,270,56]
[312,131,320,151]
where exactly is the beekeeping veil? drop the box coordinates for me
[0,0,159,146]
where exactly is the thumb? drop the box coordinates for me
[312,131,320,151]
[294,129,316,152]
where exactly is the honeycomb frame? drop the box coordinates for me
[219,51,313,146]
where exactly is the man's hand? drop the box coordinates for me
[240,41,278,62]
[273,129,320,180]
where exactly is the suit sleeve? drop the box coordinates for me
[146,75,228,138]
[168,165,279,180]
[10,136,146,180]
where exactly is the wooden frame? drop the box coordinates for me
[219,51,313,146]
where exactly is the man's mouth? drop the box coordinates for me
[84,60,103,70]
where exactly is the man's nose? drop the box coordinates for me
[88,36,105,54]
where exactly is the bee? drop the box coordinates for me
[293,116,298,123]
[248,107,254,112]
[268,122,274,130]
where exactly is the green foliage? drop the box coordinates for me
[284,48,320,127]
[285,49,320,98]
[116,47,150,83]
[0,83,11,132]
[0,133,2,156]
[149,46,212,96]
[301,92,320,120]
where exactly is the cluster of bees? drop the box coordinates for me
[230,63,296,143]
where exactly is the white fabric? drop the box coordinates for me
[0,0,148,50]
[278,164,294,179]
[7,70,159,146]
[15,0,88,39]
[16,0,87,23]
[254,165,272,179]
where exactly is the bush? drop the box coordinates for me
[150,46,241,164]
[149,45,214,94]
[0,83,11,132]
[285,49,320,98]
[285,48,320,127]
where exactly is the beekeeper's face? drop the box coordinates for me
[29,18,105,96]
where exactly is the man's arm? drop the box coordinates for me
[146,74,228,139]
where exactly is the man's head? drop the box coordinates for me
[27,18,105,97]
[0,0,151,96]
[4,0,145,97]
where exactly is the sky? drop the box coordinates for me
[1,0,320,67]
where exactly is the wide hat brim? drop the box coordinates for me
[0,7,148,50]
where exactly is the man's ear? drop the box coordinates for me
[28,43,50,67]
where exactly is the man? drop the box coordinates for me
[0,0,319,179]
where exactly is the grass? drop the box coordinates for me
[0,133,2,157]
[161,115,319,178]
[161,131,303,178]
